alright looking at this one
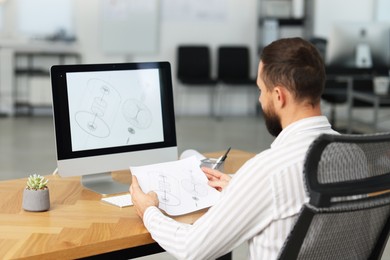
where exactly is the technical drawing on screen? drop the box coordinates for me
[67,70,163,151]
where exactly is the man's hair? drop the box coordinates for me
[260,37,325,106]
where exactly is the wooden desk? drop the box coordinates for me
[0,150,255,259]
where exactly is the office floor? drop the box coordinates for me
[0,115,274,180]
[1,115,390,259]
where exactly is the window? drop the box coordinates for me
[17,0,73,40]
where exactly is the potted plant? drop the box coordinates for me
[22,174,50,212]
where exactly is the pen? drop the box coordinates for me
[212,147,231,170]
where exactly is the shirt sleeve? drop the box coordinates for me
[142,154,275,260]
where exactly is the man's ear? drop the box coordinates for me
[272,86,287,108]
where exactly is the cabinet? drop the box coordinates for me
[257,0,312,51]
[0,41,81,116]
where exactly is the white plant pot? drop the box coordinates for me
[22,188,50,212]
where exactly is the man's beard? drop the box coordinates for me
[263,105,282,137]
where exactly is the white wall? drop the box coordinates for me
[73,0,126,64]
[376,0,390,22]
[74,0,258,72]
[73,0,259,115]
[312,0,380,38]
[2,0,387,116]
[0,0,259,116]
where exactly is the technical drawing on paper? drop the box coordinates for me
[181,169,209,207]
[148,171,181,206]
[75,78,121,138]
[148,169,209,208]
[131,156,221,216]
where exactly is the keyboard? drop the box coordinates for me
[101,194,133,208]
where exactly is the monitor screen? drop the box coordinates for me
[51,61,178,194]
[325,22,390,68]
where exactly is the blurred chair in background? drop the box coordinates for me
[177,45,217,116]
[216,46,257,118]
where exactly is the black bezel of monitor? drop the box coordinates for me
[51,61,177,161]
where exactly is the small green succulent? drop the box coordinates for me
[26,174,49,190]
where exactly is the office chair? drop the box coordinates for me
[176,45,217,115]
[216,46,257,117]
[277,133,390,260]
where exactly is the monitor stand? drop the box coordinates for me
[81,172,129,195]
[355,43,372,68]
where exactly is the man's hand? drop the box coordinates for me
[202,167,232,192]
[130,175,159,219]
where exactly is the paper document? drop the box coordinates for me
[179,149,206,161]
[130,156,221,216]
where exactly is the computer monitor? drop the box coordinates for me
[51,61,178,195]
[326,22,390,68]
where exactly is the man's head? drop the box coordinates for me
[257,37,325,136]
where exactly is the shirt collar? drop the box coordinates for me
[270,116,331,148]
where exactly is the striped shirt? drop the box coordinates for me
[143,116,338,259]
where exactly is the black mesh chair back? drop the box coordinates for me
[217,46,256,85]
[278,133,390,260]
[177,45,216,85]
